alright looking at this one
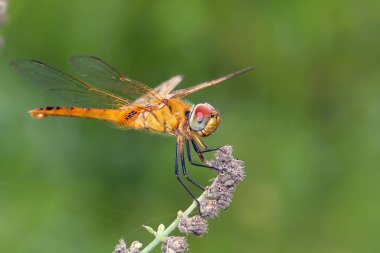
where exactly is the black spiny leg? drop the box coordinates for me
[178,136,205,191]
[194,137,222,153]
[186,138,219,172]
[175,137,201,209]
[190,138,206,162]
[190,137,221,172]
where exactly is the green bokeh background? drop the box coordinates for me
[1,1,379,252]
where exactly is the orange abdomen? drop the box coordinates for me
[29,106,124,123]
[29,99,191,135]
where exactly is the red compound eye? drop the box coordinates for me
[196,111,204,122]
[194,103,213,117]
[189,103,216,131]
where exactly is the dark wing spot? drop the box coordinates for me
[46,106,54,110]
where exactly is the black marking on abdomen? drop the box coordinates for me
[45,106,62,110]
[126,111,137,120]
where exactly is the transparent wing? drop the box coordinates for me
[171,67,254,99]
[135,74,184,104]
[69,56,162,104]
[11,59,130,108]
[154,75,184,97]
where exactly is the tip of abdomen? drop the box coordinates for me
[29,108,48,119]
[29,106,61,119]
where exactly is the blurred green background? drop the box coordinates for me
[1,0,379,252]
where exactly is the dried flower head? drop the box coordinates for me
[210,147,245,184]
[113,145,245,253]
[161,236,188,253]
[215,191,234,209]
[201,146,246,214]
[178,215,208,236]
[114,239,128,253]
[200,198,220,218]
[113,239,142,253]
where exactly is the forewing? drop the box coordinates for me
[135,74,184,104]
[69,56,162,104]
[11,59,130,108]
[171,67,253,98]
[154,75,184,97]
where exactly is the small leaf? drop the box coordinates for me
[142,225,156,236]
[156,224,166,236]
[177,210,184,218]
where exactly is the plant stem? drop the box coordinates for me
[140,193,207,253]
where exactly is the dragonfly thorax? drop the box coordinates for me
[188,103,220,137]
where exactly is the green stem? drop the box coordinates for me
[140,193,207,253]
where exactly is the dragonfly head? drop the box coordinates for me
[188,103,220,137]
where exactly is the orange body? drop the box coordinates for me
[29,99,192,136]
[13,56,250,141]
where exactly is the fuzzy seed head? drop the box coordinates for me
[113,239,141,253]
[208,147,246,185]
[200,198,220,218]
[226,160,246,183]
[178,215,208,236]
[216,193,233,209]
[161,236,188,253]
[207,182,234,198]
[201,146,245,212]
[114,239,128,253]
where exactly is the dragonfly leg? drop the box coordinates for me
[190,138,205,162]
[190,137,221,171]
[178,136,205,191]
[186,138,219,172]
[192,135,222,154]
[175,138,201,211]
[199,146,221,153]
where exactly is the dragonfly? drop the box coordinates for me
[11,56,252,209]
